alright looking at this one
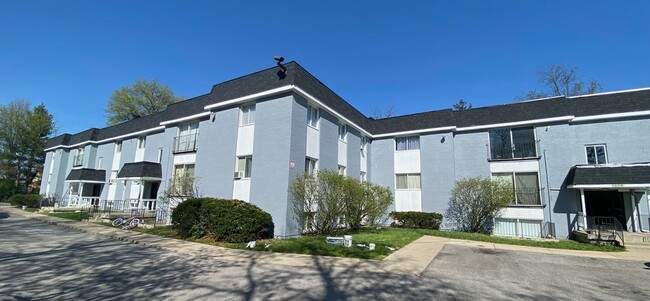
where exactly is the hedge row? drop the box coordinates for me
[8,194,43,208]
[171,197,274,243]
[389,211,443,230]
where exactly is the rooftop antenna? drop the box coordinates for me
[275,56,287,79]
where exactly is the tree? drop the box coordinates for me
[445,177,514,233]
[105,79,184,125]
[288,170,394,234]
[452,99,472,111]
[518,64,602,100]
[371,104,395,119]
[0,100,55,196]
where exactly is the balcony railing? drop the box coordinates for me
[514,188,542,206]
[488,141,539,161]
[173,133,198,154]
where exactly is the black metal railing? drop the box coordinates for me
[488,141,539,161]
[578,214,625,246]
[172,133,198,153]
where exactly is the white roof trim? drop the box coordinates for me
[203,85,294,110]
[456,116,575,132]
[373,126,456,138]
[567,87,650,98]
[571,110,650,123]
[64,180,106,184]
[44,126,166,152]
[568,184,650,189]
[160,112,211,126]
[115,177,162,181]
[293,86,373,137]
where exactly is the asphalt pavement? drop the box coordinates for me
[1,209,649,300]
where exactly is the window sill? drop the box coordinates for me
[239,123,255,127]
[395,149,420,152]
[307,125,319,131]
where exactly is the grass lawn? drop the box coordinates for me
[127,226,623,260]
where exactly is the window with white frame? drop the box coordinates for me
[240,103,256,126]
[115,141,122,153]
[585,145,607,164]
[395,136,420,151]
[396,174,421,189]
[338,165,346,176]
[338,124,347,141]
[137,136,146,149]
[175,122,199,153]
[236,156,253,178]
[172,164,195,196]
[307,106,319,128]
[73,147,84,167]
[492,172,541,205]
[305,157,317,177]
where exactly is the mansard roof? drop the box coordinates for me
[45,61,650,149]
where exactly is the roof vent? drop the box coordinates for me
[275,56,287,80]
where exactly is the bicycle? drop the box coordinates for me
[111,215,142,229]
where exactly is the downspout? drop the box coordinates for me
[543,150,552,223]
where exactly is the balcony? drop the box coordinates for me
[72,154,84,167]
[173,133,198,154]
[488,141,540,161]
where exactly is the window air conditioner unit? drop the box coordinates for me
[234,171,244,179]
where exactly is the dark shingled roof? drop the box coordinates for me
[567,164,650,186]
[65,168,106,182]
[45,61,650,149]
[117,162,162,179]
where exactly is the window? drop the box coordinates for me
[305,158,317,177]
[338,124,347,141]
[236,156,253,178]
[137,136,146,149]
[488,127,537,160]
[73,147,84,167]
[307,106,319,128]
[115,141,122,153]
[175,122,199,153]
[172,164,195,196]
[157,148,163,163]
[493,172,541,205]
[395,136,420,151]
[360,171,367,182]
[338,165,346,176]
[240,103,256,125]
[585,145,607,164]
[396,174,421,189]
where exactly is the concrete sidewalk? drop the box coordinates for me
[2,205,648,277]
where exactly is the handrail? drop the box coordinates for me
[173,133,198,153]
[487,140,539,161]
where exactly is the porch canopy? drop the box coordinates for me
[116,161,162,181]
[65,168,106,183]
[566,163,650,189]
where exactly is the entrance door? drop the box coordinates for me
[585,191,625,227]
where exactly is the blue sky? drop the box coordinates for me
[1,1,649,135]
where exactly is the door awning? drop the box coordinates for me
[65,168,106,183]
[117,162,162,181]
[566,163,650,189]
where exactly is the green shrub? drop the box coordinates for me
[8,194,43,208]
[390,211,443,230]
[171,197,274,243]
[202,198,274,243]
[171,198,208,239]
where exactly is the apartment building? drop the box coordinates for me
[40,61,650,238]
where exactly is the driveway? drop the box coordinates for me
[1,211,648,300]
